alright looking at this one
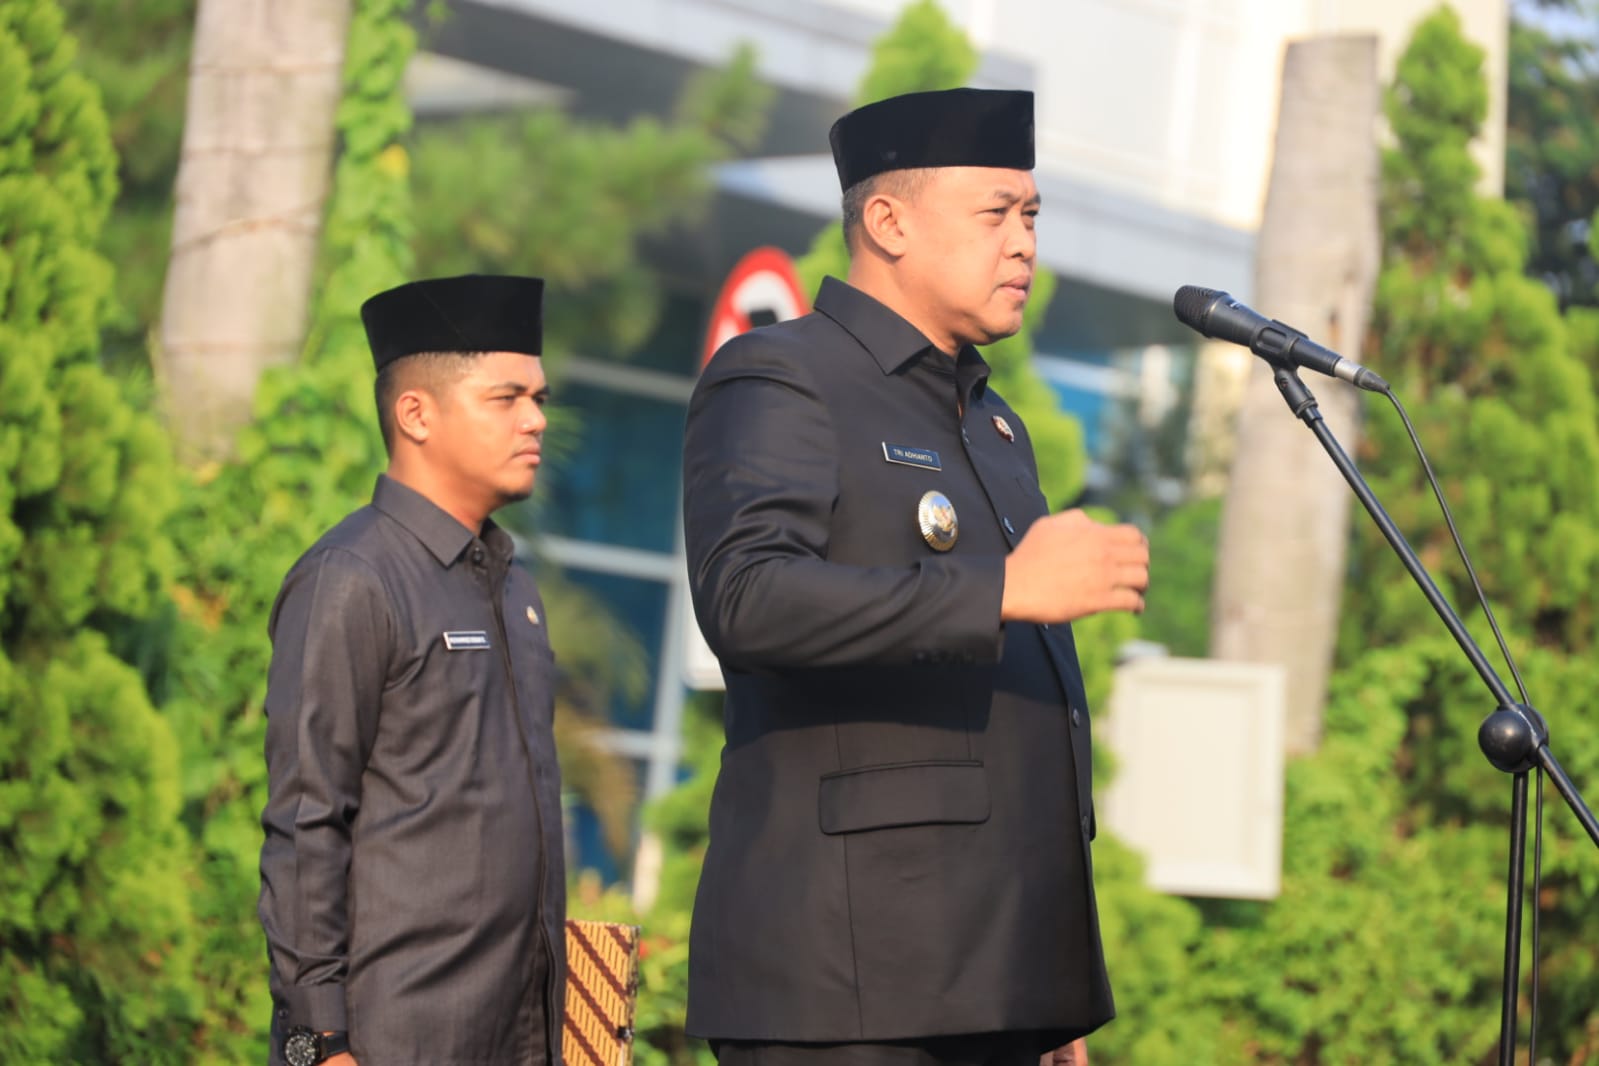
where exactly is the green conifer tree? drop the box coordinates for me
[1182,10,1599,1061]
[0,2,200,1061]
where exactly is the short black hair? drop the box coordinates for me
[841,168,933,254]
[373,350,481,453]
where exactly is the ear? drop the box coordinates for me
[860,191,912,259]
[393,387,435,445]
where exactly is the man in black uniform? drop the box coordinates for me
[681,89,1149,1066]
[259,275,566,1066]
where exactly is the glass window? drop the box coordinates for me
[541,382,685,554]
[559,568,670,731]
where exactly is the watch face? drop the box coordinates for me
[283,1028,321,1066]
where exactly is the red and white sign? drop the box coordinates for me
[683,247,811,689]
[699,246,810,368]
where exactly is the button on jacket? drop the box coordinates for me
[681,277,1114,1044]
[259,475,565,1066]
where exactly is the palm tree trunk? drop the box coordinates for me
[1209,34,1382,755]
[157,0,352,461]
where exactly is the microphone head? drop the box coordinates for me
[1173,285,1226,336]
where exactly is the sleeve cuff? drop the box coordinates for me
[287,983,347,1033]
[922,555,1007,665]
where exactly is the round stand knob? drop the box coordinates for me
[1479,708,1538,774]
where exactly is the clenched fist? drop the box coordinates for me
[1000,509,1149,624]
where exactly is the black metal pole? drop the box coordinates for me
[1498,772,1529,1066]
[1267,369,1517,707]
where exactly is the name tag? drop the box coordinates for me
[443,630,492,651]
[882,443,941,471]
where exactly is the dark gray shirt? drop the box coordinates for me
[259,475,565,1066]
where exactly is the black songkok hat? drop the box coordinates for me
[360,274,545,371]
[828,88,1034,192]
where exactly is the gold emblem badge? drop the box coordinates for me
[917,490,959,552]
[526,605,540,626]
[992,414,1015,442]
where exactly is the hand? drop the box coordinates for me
[1040,1038,1088,1066]
[1001,509,1149,624]
[326,1055,358,1066]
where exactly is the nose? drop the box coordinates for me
[1007,214,1036,260]
[521,400,547,435]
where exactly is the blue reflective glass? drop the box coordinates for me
[561,567,669,731]
[1046,379,1112,456]
[542,382,685,554]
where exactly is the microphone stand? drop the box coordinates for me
[1267,367,1599,1065]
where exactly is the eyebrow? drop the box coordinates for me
[486,380,551,397]
[988,189,1043,209]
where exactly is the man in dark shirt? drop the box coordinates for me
[681,89,1149,1066]
[259,275,565,1066]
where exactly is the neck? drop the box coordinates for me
[385,456,488,534]
[845,257,958,356]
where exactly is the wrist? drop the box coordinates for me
[283,1026,349,1065]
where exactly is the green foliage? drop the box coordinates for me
[1352,4,1599,659]
[0,1,201,1060]
[850,0,976,108]
[410,46,772,357]
[1138,496,1222,657]
[156,2,419,1057]
[1264,7,1599,1060]
[1506,0,1599,307]
[57,0,192,366]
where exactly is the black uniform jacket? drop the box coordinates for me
[681,277,1114,1043]
[259,475,566,1066]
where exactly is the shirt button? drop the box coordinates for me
[1002,516,1015,534]
[471,547,485,565]
[1071,707,1082,728]
[961,428,970,444]
[1041,623,1051,630]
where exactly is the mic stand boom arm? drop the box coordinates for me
[1267,367,1599,1066]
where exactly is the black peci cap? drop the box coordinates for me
[360,274,545,371]
[828,88,1034,192]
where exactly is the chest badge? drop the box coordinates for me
[917,490,959,552]
[992,414,1015,442]
[526,605,540,626]
[443,630,492,651]
[883,443,942,471]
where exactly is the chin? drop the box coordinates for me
[975,320,1025,346]
[497,479,536,505]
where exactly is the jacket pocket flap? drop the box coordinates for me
[818,760,989,835]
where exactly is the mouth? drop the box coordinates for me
[515,450,542,465]
[1000,278,1032,297]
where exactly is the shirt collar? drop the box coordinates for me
[813,276,991,401]
[371,474,510,567]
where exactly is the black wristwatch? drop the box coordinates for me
[282,1026,350,1066]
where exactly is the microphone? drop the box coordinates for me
[1173,285,1388,393]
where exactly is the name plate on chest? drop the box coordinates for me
[443,630,492,651]
[882,443,941,471]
